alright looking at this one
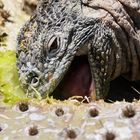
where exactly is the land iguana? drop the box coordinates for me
[16,0,140,100]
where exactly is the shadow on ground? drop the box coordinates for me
[106,76,140,102]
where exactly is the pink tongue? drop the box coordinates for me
[53,56,96,100]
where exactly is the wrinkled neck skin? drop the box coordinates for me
[16,0,127,99]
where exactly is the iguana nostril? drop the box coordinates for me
[31,77,39,87]
[27,71,39,84]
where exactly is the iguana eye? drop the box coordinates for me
[48,36,60,56]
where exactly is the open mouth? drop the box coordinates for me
[52,55,96,101]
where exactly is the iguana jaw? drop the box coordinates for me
[52,55,96,101]
[19,45,97,100]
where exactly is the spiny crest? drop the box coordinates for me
[37,0,82,28]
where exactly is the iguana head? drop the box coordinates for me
[16,0,106,99]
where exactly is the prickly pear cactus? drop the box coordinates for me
[0,100,140,139]
[0,0,140,139]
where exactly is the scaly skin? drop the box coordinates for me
[16,0,140,100]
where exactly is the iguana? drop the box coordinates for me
[16,0,140,100]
